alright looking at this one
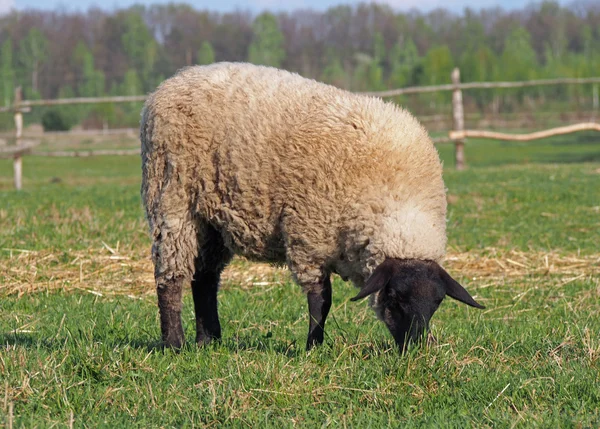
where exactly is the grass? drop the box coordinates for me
[1,131,599,427]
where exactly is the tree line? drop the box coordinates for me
[0,1,598,130]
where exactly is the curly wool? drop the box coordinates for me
[141,62,447,292]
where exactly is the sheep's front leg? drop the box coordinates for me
[157,277,185,348]
[306,275,332,350]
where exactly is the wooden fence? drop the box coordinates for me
[2,69,600,189]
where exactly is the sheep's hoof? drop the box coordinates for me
[196,334,221,347]
[305,338,324,351]
[162,327,185,350]
[162,337,184,350]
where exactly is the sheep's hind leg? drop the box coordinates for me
[306,274,332,350]
[152,216,199,349]
[157,277,186,349]
[192,224,233,346]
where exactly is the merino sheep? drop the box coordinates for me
[140,62,484,351]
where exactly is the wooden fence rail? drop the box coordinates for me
[449,122,600,142]
[0,140,39,158]
[30,149,140,157]
[20,95,148,107]
[2,76,598,108]
[0,146,141,159]
[360,76,600,98]
[2,70,600,189]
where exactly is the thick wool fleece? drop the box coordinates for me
[141,62,447,293]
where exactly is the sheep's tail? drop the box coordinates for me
[140,103,165,239]
[140,102,200,283]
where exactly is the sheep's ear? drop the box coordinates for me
[351,260,395,301]
[436,264,485,309]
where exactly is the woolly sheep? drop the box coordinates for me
[140,62,484,351]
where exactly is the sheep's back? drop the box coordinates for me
[141,63,446,266]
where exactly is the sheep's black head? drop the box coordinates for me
[351,258,484,351]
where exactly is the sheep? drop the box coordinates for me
[140,62,484,351]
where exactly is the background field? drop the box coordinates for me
[1,133,599,427]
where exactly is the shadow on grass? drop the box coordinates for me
[213,335,303,358]
[0,331,305,357]
[0,332,161,352]
[1,331,404,358]
[540,133,600,163]
[0,333,42,349]
[542,151,600,163]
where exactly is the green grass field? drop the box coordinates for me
[1,133,599,427]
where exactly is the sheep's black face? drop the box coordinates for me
[351,258,485,351]
[377,268,445,349]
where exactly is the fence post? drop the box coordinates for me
[13,87,23,191]
[451,68,465,171]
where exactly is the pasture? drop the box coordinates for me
[1,133,599,427]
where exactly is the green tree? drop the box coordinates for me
[421,45,453,109]
[73,42,105,97]
[580,25,597,77]
[459,45,498,107]
[247,13,285,67]
[352,53,384,91]
[458,8,486,54]
[50,85,79,130]
[422,45,453,85]
[321,55,348,88]
[460,46,492,82]
[366,61,384,91]
[352,32,387,91]
[121,11,158,91]
[121,69,142,96]
[113,69,144,127]
[372,32,385,63]
[197,41,215,65]
[19,28,47,96]
[499,27,539,103]
[500,27,538,82]
[388,38,421,88]
[0,39,15,107]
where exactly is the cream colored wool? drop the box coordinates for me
[141,62,447,293]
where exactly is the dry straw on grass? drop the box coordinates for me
[1,246,598,297]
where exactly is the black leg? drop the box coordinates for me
[192,224,232,346]
[157,276,185,349]
[306,275,332,350]
[192,270,222,345]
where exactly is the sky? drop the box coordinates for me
[1,0,577,16]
